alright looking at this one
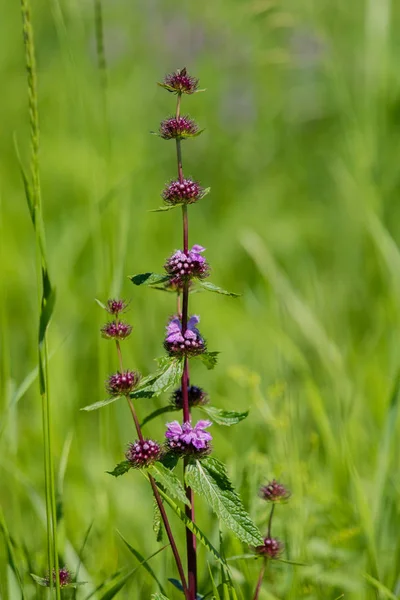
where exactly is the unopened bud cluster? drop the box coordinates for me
[171,385,209,409]
[259,480,290,503]
[45,567,71,587]
[126,439,162,468]
[255,537,283,559]
[106,370,141,396]
[162,178,204,205]
[165,245,209,288]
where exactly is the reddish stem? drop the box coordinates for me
[253,558,267,600]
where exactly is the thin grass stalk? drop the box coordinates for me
[19,1,60,596]
[174,92,197,600]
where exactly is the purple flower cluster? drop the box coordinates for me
[162,178,204,205]
[165,420,212,456]
[106,370,141,396]
[171,385,209,409]
[46,567,71,587]
[165,245,209,288]
[159,116,199,140]
[162,67,199,95]
[259,480,290,503]
[164,315,205,357]
[254,537,283,559]
[126,439,162,468]
[106,299,128,316]
[101,321,132,340]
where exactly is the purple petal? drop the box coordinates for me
[192,438,207,449]
[184,329,197,341]
[166,317,182,335]
[194,420,212,431]
[165,421,183,438]
[191,245,205,254]
[187,315,200,330]
[166,332,184,343]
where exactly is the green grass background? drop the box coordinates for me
[1,0,400,598]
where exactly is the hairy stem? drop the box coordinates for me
[114,339,189,598]
[175,92,197,600]
[253,558,267,600]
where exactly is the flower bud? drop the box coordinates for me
[161,67,199,95]
[106,370,141,396]
[126,439,162,468]
[162,178,205,205]
[254,537,283,559]
[259,480,290,503]
[101,321,132,340]
[159,116,199,140]
[171,385,209,409]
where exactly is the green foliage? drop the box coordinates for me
[130,273,170,286]
[199,406,249,426]
[197,352,219,370]
[81,395,122,411]
[185,458,263,546]
[148,462,190,506]
[131,357,184,399]
[198,281,240,298]
[117,531,167,596]
[107,461,132,477]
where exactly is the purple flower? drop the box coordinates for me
[106,370,141,396]
[254,537,283,559]
[165,420,212,456]
[165,245,209,288]
[159,116,199,140]
[259,480,290,503]
[164,315,206,357]
[106,299,128,316]
[45,567,71,587]
[161,67,199,95]
[126,439,162,468]
[162,178,205,205]
[101,321,132,340]
[171,385,209,409]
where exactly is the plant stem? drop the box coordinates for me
[175,92,197,600]
[114,339,189,598]
[252,558,267,600]
[267,504,275,538]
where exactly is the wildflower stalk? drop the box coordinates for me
[174,90,198,599]
[19,1,60,596]
[253,558,267,600]
[267,504,275,537]
[113,339,190,599]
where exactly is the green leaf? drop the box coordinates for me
[107,461,132,477]
[131,358,184,399]
[150,204,184,212]
[153,497,163,542]
[149,462,190,507]
[130,273,170,286]
[185,458,263,546]
[141,406,178,428]
[95,298,107,310]
[117,531,168,596]
[31,573,48,586]
[0,508,25,597]
[156,487,226,566]
[198,281,240,298]
[151,593,171,600]
[81,396,122,412]
[197,352,219,370]
[200,406,249,427]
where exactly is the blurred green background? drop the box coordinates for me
[1,0,400,598]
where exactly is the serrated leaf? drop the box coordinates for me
[141,406,178,428]
[159,452,179,470]
[117,531,167,595]
[150,204,184,212]
[31,574,48,586]
[131,273,170,286]
[131,358,184,399]
[107,461,132,478]
[81,396,122,412]
[185,458,263,546]
[156,488,226,566]
[200,407,249,427]
[149,462,190,507]
[198,281,240,297]
[197,352,219,370]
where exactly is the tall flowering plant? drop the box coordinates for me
[82,68,291,599]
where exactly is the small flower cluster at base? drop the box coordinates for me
[106,299,128,316]
[259,480,290,503]
[159,116,199,140]
[254,537,283,559]
[164,315,205,357]
[126,439,162,468]
[161,67,199,95]
[45,567,71,587]
[165,420,212,457]
[162,178,204,205]
[101,321,132,340]
[171,385,209,409]
[106,370,141,396]
[165,245,209,287]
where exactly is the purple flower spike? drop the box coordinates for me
[254,537,284,559]
[165,245,209,288]
[164,315,206,357]
[106,299,128,316]
[165,420,212,456]
[162,178,205,205]
[162,67,199,95]
[159,116,199,140]
[126,439,162,468]
[259,480,291,503]
[101,321,132,340]
[171,385,209,409]
[46,567,71,587]
[106,370,141,396]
